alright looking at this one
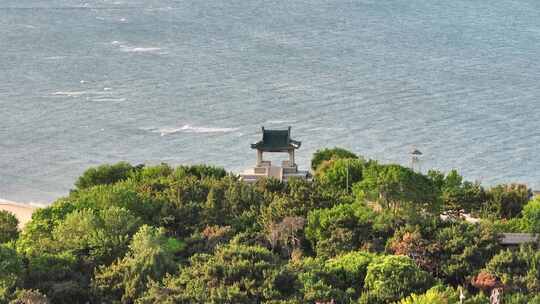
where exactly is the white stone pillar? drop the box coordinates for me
[289,150,295,167]
[257,150,263,167]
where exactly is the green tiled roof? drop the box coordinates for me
[251,127,301,151]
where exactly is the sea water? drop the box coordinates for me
[1,0,540,203]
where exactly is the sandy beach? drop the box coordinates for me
[0,201,38,228]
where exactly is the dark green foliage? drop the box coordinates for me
[428,169,487,216]
[325,251,376,295]
[355,163,441,218]
[315,158,365,193]
[174,164,227,180]
[52,207,142,265]
[0,244,23,302]
[24,251,86,303]
[311,147,358,171]
[485,184,532,219]
[93,225,178,303]
[0,211,19,244]
[484,245,540,293]
[388,219,501,286]
[139,244,289,303]
[433,221,500,285]
[7,159,539,303]
[75,162,136,190]
[291,257,348,303]
[306,202,394,257]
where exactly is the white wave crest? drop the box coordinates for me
[90,98,126,102]
[0,198,47,208]
[51,91,87,97]
[152,125,238,136]
[120,46,162,53]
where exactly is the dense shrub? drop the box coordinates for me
[361,255,433,304]
[75,162,136,190]
[4,156,538,303]
[311,147,358,171]
[0,210,19,244]
[521,198,540,233]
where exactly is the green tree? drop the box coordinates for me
[0,210,19,244]
[484,245,540,293]
[75,162,136,190]
[0,244,23,302]
[52,207,142,265]
[428,170,486,216]
[311,147,358,171]
[306,202,381,257]
[139,244,289,303]
[24,251,86,304]
[315,158,365,193]
[93,225,179,304]
[174,164,227,180]
[434,221,500,285]
[355,164,441,217]
[290,257,347,303]
[325,251,376,297]
[361,255,433,304]
[485,184,532,219]
[520,198,540,233]
[16,199,76,256]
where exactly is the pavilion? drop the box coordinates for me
[240,127,310,182]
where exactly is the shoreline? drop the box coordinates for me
[0,200,39,228]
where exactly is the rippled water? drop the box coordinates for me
[1,0,540,203]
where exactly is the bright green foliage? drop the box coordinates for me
[68,183,159,224]
[361,255,433,304]
[311,147,358,171]
[291,257,348,303]
[0,244,23,302]
[397,288,453,304]
[485,184,532,219]
[325,251,375,295]
[16,199,76,256]
[306,202,387,257]
[0,210,19,244]
[93,225,178,304]
[75,162,136,190]
[7,160,540,303]
[355,164,440,217]
[139,244,289,303]
[520,198,540,233]
[52,207,142,265]
[484,245,540,293]
[315,158,365,193]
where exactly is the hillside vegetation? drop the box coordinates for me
[1,148,540,304]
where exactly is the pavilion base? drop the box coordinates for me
[240,164,310,183]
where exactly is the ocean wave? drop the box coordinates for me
[51,91,87,97]
[150,125,239,136]
[0,198,46,208]
[120,46,162,53]
[90,98,126,102]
